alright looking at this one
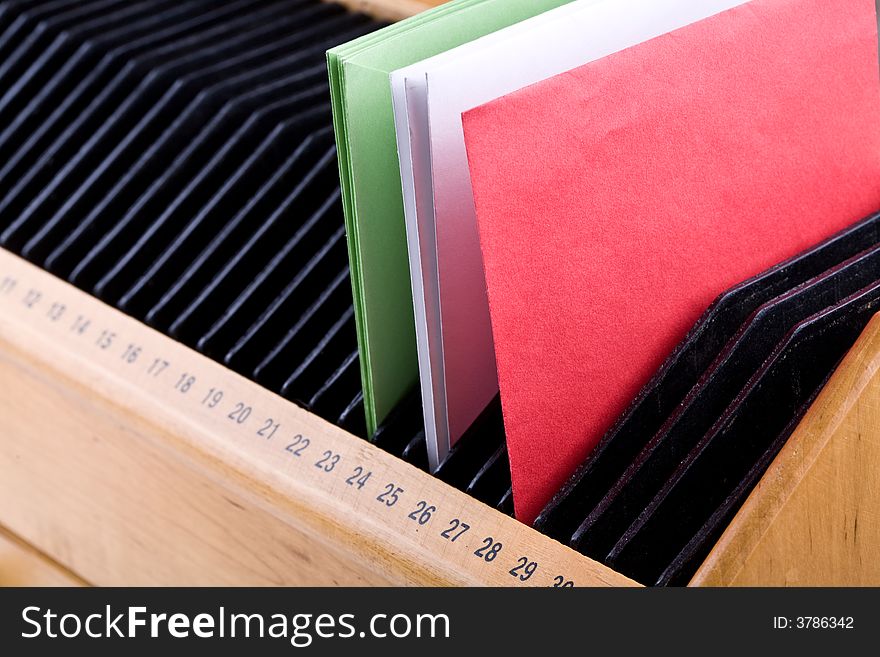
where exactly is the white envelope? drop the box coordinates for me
[392,0,750,470]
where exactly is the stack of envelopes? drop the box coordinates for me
[330,0,880,583]
[327,0,574,456]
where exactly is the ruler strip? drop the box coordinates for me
[0,248,636,587]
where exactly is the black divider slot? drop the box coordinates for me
[167,142,337,345]
[309,350,362,421]
[2,0,340,254]
[51,75,329,285]
[467,445,512,508]
[0,0,130,98]
[21,21,349,265]
[209,224,348,370]
[435,394,505,490]
[401,432,429,472]
[250,267,353,389]
[280,309,357,407]
[612,279,880,585]
[497,488,514,517]
[0,0,283,197]
[535,210,880,543]
[200,191,344,361]
[572,242,880,562]
[370,388,423,457]
[56,17,370,284]
[337,392,368,440]
[0,0,211,168]
[0,2,83,63]
[134,129,334,324]
[0,1,297,230]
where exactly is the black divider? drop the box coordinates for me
[337,391,367,438]
[140,130,334,327]
[535,211,880,543]
[613,280,880,584]
[251,267,353,387]
[0,0,132,99]
[467,445,511,508]
[308,349,362,420]
[0,0,214,165]
[435,395,505,490]
[571,242,880,564]
[0,2,82,59]
[0,0,288,216]
[198,193,347,360]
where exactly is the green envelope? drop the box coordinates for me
[328,0,573,435]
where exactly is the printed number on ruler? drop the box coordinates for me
[0,267,581,586]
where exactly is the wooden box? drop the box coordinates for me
[1,0,877,588]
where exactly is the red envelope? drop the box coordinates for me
[463,0,880,524]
